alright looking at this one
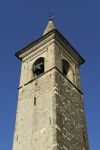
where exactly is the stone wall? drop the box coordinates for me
[53,69,89,150]
[13,70,57,150]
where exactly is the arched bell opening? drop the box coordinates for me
[62,59,70,76]
[62,59,74,83]
[32,57,44,77]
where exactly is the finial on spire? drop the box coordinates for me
[43,13,55,35]
[49,12,54,21]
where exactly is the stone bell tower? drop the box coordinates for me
[13,19,89,150]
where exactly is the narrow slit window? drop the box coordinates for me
[16,135,18,142]
[34,97,36,105]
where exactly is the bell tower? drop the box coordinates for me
[13,19,89,150]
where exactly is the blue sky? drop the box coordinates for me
[0,0,100,149]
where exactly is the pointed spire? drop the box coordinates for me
[43,13,55,35]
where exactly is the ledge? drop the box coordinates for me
[18,67,83,95]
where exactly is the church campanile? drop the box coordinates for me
[13,19,89,150]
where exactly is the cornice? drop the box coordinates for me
[15,29,56,60]
[15,29,85,65]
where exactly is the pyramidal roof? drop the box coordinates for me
[43,19,55,35]
[15,19,85,65]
